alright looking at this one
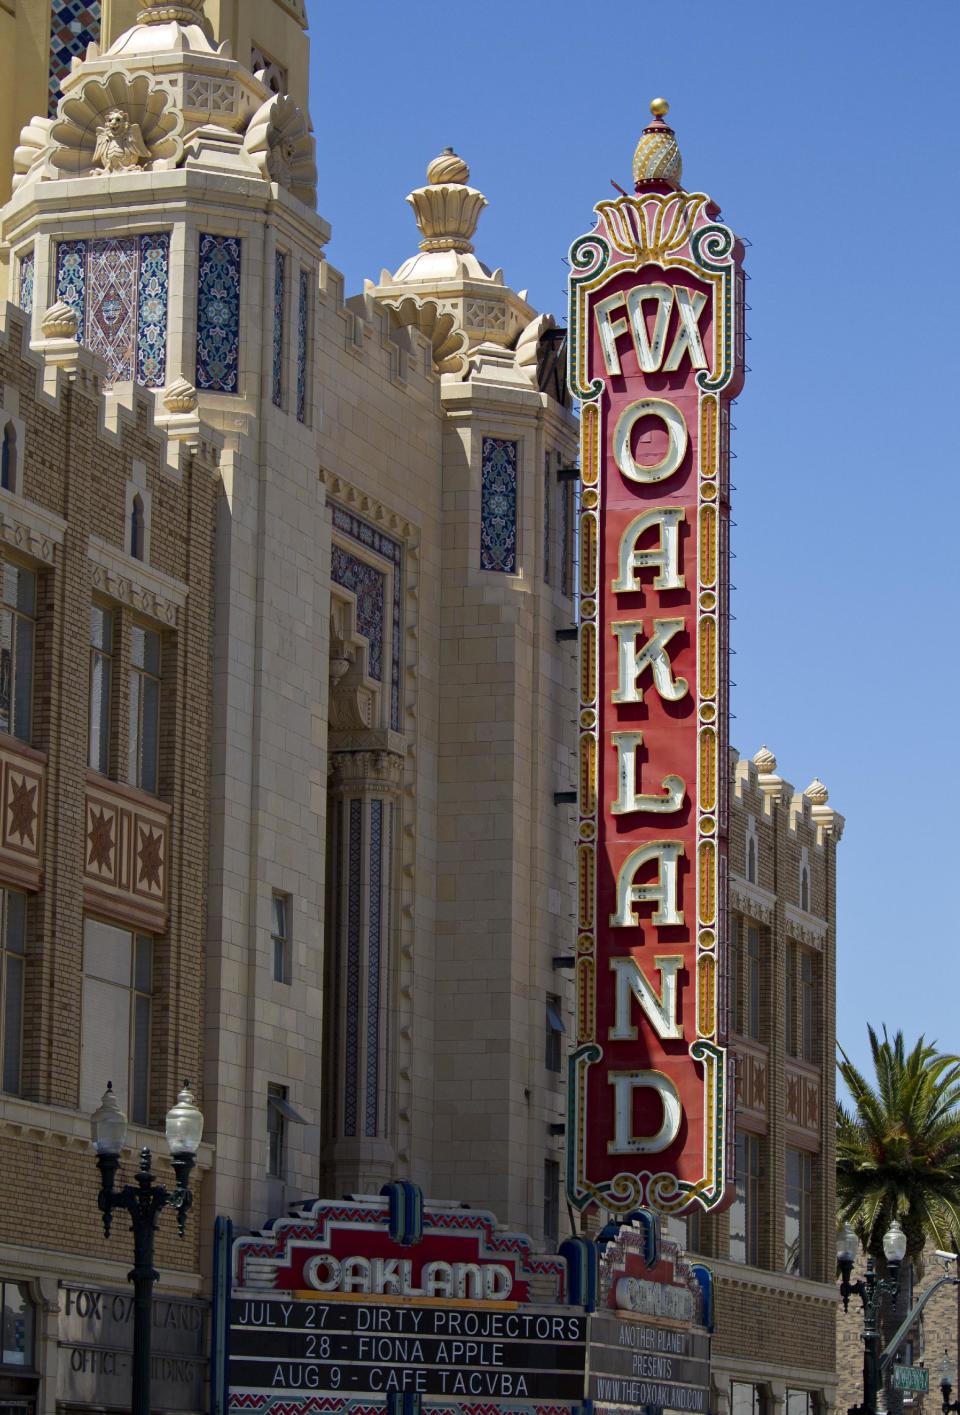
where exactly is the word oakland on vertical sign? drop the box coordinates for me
[566,103,745,1216]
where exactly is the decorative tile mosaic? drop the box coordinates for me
[55,236,169,386]
[330,506,403,730]
[196,233,242,394]
[480,436,518,573]
[272,250,285,409]
[296,268,309,423]
[343,797,361,1138]
[17,252,35,316]
[86,237,137,383]
[559,480,571,597]
[55,239,87,341]
[365,798,382,1139]
[543,452,551,584]
[135,232,170,387]
[48,0,101,117]
[330,546,385,681]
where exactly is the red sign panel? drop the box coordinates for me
[566,165,744,1215]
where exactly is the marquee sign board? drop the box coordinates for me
[566,114,745,1216]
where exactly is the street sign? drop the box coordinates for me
[891,1366,930,1393]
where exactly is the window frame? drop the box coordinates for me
[745,922,761,1040]
[0,890,27,1096]
[545,994,565,1073]
[0,559,37,745]
[785,1145,814,1277]
[272,891,292,985]
[128,620,162,794]
[729,1129,761,1266]
[79,917,154,1126]
[88,600,115,775]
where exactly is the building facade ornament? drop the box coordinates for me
[377,293,468,375]
[242,92,317,206]
[633,97,683,191]
[407,147,487,254]
[162,376,198,414]
[328,749,404,797]
[40,300,78,339]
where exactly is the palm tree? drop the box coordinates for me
[837,1026,960,1267]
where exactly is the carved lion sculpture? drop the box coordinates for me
[92,107,152,174]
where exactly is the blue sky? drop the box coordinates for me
[308,0,960,1075]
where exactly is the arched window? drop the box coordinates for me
[747,835,757,884]
[1,422,15,492]
[800,866,810,913]
[130,494,145,561]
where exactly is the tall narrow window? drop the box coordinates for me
[267,1083,288,1178]
[729,1131,760,1265]
[272,892,291,984]
[545,995,564,1073]
[0,1278,35,1369]
[543,1159,560,1244]
[0,890,27,1095]
[128,624,161,793]
[296,269,309,424]
[130,495,145,561]
[543,453,551,584]
[731,1384,763,1415]
[800,865,810,912]
[746,834,757,883]
[1,423,15,492]
[89,603,113,774]
[272,250,286,409]
[785,1147,814,1276]
[800,949,816,1063]
[785,939,798,1057]
[0,562,36,743]
[79,918,153,1124]
[728,916,741,1034]
[745,923,761,1040]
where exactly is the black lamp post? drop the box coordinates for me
[940,1351,960,1414]
[837,1219,908,1415]
[91,1079,204,1415]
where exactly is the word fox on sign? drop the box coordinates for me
[566,112,745,1216]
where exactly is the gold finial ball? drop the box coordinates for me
[650,97,670,119]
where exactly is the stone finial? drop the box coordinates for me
[41,301,78,338]
[426,147,469,185]
[804,778,829,805]
[162,376,198,414]
[406,148,487,254]
[752,745,777,774]
[633,97,683,192]
[136,0,205,25]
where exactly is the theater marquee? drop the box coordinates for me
[566,101,745,1216]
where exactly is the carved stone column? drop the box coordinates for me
[323,748,402,1194]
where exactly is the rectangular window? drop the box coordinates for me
[543,453,551,585]
[128,623,161,793]
[543,1159,560,1244]
[79,918,153,1124]
[0,1277,35,1368]
[728,916,741,1034]
[297,269,309,424]
[786,1393,813,1415]
[732,1384,763,1415]
[0,890,27,1095]
[785,1146,814,1276]
[800,949,816,1063]
[745,922,761,1040]
[0,562,36,743]
[545,995,564,1073]
[480,437,518,573]
[272,892,291,984]
[785,939,798,1056]
[89,603,114,774]
[729,1131,760,1265]
[267,1082,287,1179]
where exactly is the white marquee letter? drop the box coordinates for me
[607,1072,682,1154]
[664,286,708,371]
[595,291,630,375]
[626,283,673,372]
[610,840,684,928]
[613,397,688,484]
[609,954,684,1040]
[611,619,688,704]
[611,732,685,815]
[613,506,685,594]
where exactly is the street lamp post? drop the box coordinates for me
[940,1351,960,1414]
[837,1219,908,1415]
[91,1079,204,1415]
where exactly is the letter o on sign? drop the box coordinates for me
[614,397,688,484]
[303,1254,342,1290]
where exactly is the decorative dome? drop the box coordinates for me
[804,778,829,805]
[752,745,778,774]
[633,97,682,191]
[427,148,469,185]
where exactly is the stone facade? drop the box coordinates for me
[688,746,844,1415]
